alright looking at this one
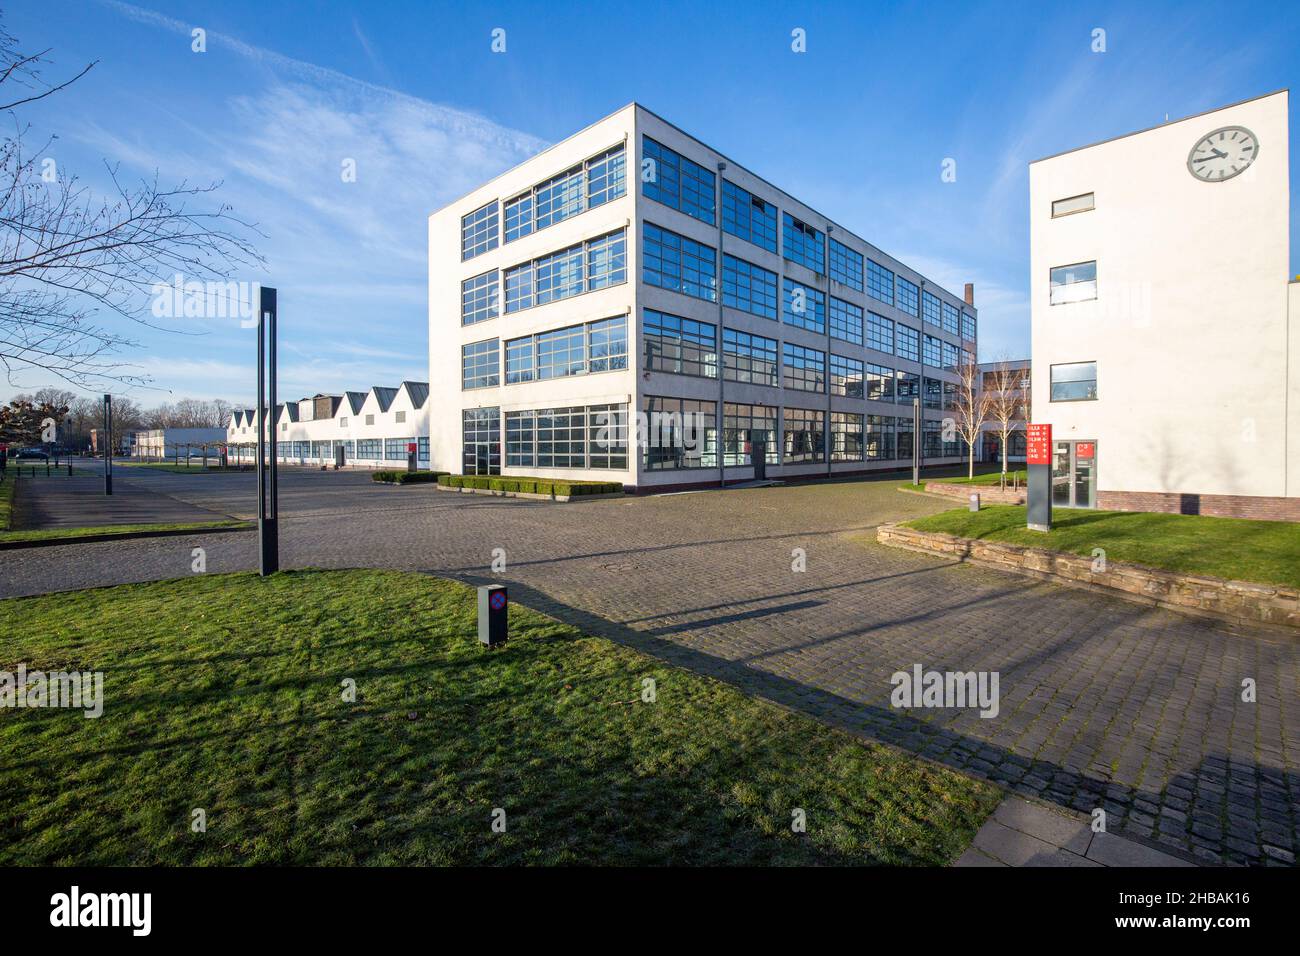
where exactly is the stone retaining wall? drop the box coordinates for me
[877,523,1300,630]
[925,481,1026,505]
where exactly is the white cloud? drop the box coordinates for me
[32,1,550,403]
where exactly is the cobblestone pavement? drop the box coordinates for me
[2,470,1297,866]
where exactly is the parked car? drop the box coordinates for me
[16,447,49,460]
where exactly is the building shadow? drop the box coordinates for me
[441,573,1295,867]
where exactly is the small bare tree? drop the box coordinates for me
[0,22,262,388]
[985,358,1030,476]
[950,350,991,480]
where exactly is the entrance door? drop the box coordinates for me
[1051,440,1097,508]
[749,429,767,480]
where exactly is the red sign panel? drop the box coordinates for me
[1026,424,1052,465]
[407,442,417,454]
[1076,442,1095,460]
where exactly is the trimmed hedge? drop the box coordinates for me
[436,474,622,497]
[371,470,449,485]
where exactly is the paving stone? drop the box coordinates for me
[2,468,1297,866]
[993,797,1094,855]
[1087,832,1197,867]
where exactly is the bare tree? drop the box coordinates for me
[0,22,262,389]
[985,358,1030,476]
[950,350,991,480]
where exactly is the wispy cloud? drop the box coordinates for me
[23,1,549,403]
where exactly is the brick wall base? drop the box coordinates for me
[1098,490,1300,523]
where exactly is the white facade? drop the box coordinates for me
[131,427,226,459]
[226,382,430,469]
[429,103,978,490]
[1030,90,1297,518]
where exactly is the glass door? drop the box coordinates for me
[1051,442,1072,507]
[1050,440,1097,508]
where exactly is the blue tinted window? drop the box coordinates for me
[829,238,863,291]
[896,324,919,362]
[961,311,976,341]
[722,180,777,252]
[922,291,942,327]
[942,300,960,335]
[782,279,826,334]
[867,259,894,305]
[461,202,498,260]
[867,312,893,354]
[896,277,919,316]
[642,137,716,224]
[643,223,717,301]
[782,213,825,274]
[722,254,778,319]
[829,296,863,345]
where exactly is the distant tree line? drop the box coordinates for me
[1,387,235,450]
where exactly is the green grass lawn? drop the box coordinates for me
[0,518,249,545]
[906,505,1300,589]
[935,470,1028,486]
[0,570,999,865]
[0,477,14,531]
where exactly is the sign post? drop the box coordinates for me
[911,397,920,485]
[1026,423,1052,532]
[477,585,508,647]
[102,394,113,496]
[255,287,280,575]
[407,441,418,474]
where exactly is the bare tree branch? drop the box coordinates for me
[0,20,263,390]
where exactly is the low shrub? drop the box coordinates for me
[371,470,448,484]
[437,474,622,497]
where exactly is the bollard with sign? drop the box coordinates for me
[407,441,418,474]
[477,585,508,647]
[1026,423,1052,531]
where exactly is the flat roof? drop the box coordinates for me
[1029,88,1288,165]
[433,100,976,312]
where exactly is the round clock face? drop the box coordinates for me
[1187,126,1259,182]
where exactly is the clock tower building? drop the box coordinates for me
[1028,90,1298,520]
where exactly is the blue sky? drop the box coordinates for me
[6,0,1298,405]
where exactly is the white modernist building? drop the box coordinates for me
[1030,90,1298,520]
[226,381,430,469]
[429,103,978,491]
[131,427,227,459]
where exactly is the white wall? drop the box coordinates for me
[1030,90,1292,499]
[428,102,978,487]
[428,104,638,481]
[226,385,430,469]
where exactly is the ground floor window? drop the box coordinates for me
[356,438,383,460]
[896,420,914,461]
[384,437,415,460]
[722,402,778,467]
[311,440,331,458]
[418,437,429,463]
[501,403,629,470]
[587,404,628,470]
[783,408,825,463]
[463,407,500,475]
[923,420,942,459]
[865,414,894,460]
[830,412,864,462]
[983,430,1025,461]
[642,396,718,470]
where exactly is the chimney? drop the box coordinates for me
[964,283,975,306]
